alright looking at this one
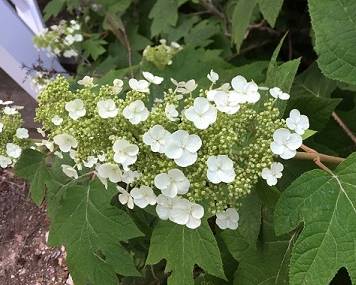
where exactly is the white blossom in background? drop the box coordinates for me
[270,128,302,159]
[113,139,139,170]
[0,99,13,105]
[117,186,134,209]
[83,156,98,168]
[122,170,141,184]
[231,75,260,103]
[112,79,124,94]
[53,133,78,153]
[156,194,175,220]
[212,90,242,115]
[207,69,219,83]
[154,169,190,198]
[64,34,75,45]
[261,162,284,186]
[65,99,86,120]
[128,78,150,93]
[61,164,78,179]
[0,155,12,168]
[269,87,290,100]
[207,155,235,184]
[164,130,202,167]
[123,100,149,124]
[51,115,63,126]
[15,128,29,139]
[286,109,309,135]
[142,71,164,85]
[97,99,119,119]
[63,49,78,58]
[171,79,197,94]
[165,104,179,121]
[143,125,170,153]
[4,106,18,115]
[0,122,3,133]
[130,186,157,208]
[97,163,122,183]
[216,208,239,230]
[77,76,95,87]
[6,143,22,158]
[73,34,83,42]
[185,97,217,129]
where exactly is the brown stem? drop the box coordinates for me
[332,112,356,145]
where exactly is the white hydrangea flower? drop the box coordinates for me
[73,33,83,42]
[97,153,106,162]
[51,115,63,126]
[4,106,18,115]
[112,79,124,94]
[269,87,290,100]
[169,198,204,229]
[6,143,22,158]
[0,122,3,133]
[53,133,78,153]
[122,170,141,184]
[123,100,149,124]
[185,203,204,229]
[97,99,119,119]
[63,49,78,58]
[143,125,170,153]
[231,75,260,103]
[128,78,150,93]
[207,155,236,184]
[142,71,164,85]
[216,208,239,230]
[185,97,217,129]
[171,78,197,94]
[117,186,134,209]
[164,130,202,167]
[165,104,179,121]
[65,99,86,120]
[286,109,309,135]
[83,156,98,168]
[77,76,95,87]
[97,163,122,183]
[207,69,219,83]
[0,155,12,168]
[211,90,242,114]
[15,128,29,139]
[64,34,75,45]
[270,128,302,159]
[0,99,13,105]
[113,139,139,170]
[154,169,190,198]
[61,164,78,179]
[156,194,175,220]
[261,162,284,186]
[130,186,157,208]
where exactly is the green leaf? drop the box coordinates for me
[231,0,257,52]
[184,19,221,48]
[82,36,107,60]
[258,0,284,27]
[146,220,226,285]
[308,0,356,84]
[43,0,65,20]
[48,180,143,285]
[274,152,356,284]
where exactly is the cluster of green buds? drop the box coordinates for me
[143,39,183,69]
[35,70,309,230]
[33,19,83,58]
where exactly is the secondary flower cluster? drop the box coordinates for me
[35,70,307,230]
[33,20,83,58]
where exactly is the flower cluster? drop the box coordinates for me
[33,20,83,58]
[34,69,308,230]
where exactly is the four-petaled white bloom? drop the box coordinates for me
[216,208,239,230]
[128,78,150,93]
[63,49,78,58]
[286,109,309,135]
[142,71,164,85]
[130,186,157,208]
[0,155,12,168]
[61,164,78,179]
[143,125,170,153]
[4,106,18,115]
[207,69,219,83]
[171,79,197,94]
[156,194,175,220]
[64,34,75,45]
[123,100,149,124]
[83,156,98,168]
[77,76,95,87]
[154,169,190,198]
[207,155,235,184]
[53,133,78,152]
[261,162,284,186]
[117,186,134,209]
[112,79,124,94]
[51,115,63,126]
[210,90,242,114]
[270,128,302,159]
[165,104,179,121]
[164,130,202,167]
[185,97,217,129]
[113,139,139,170]
[16,128,29,139]
[65,99,86,120]
[269,87,290,100]
[97,163,122,183]
[122,170,141,184]
[231,75,260,103]
[97,99,119,119]
[6,143,22,158]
